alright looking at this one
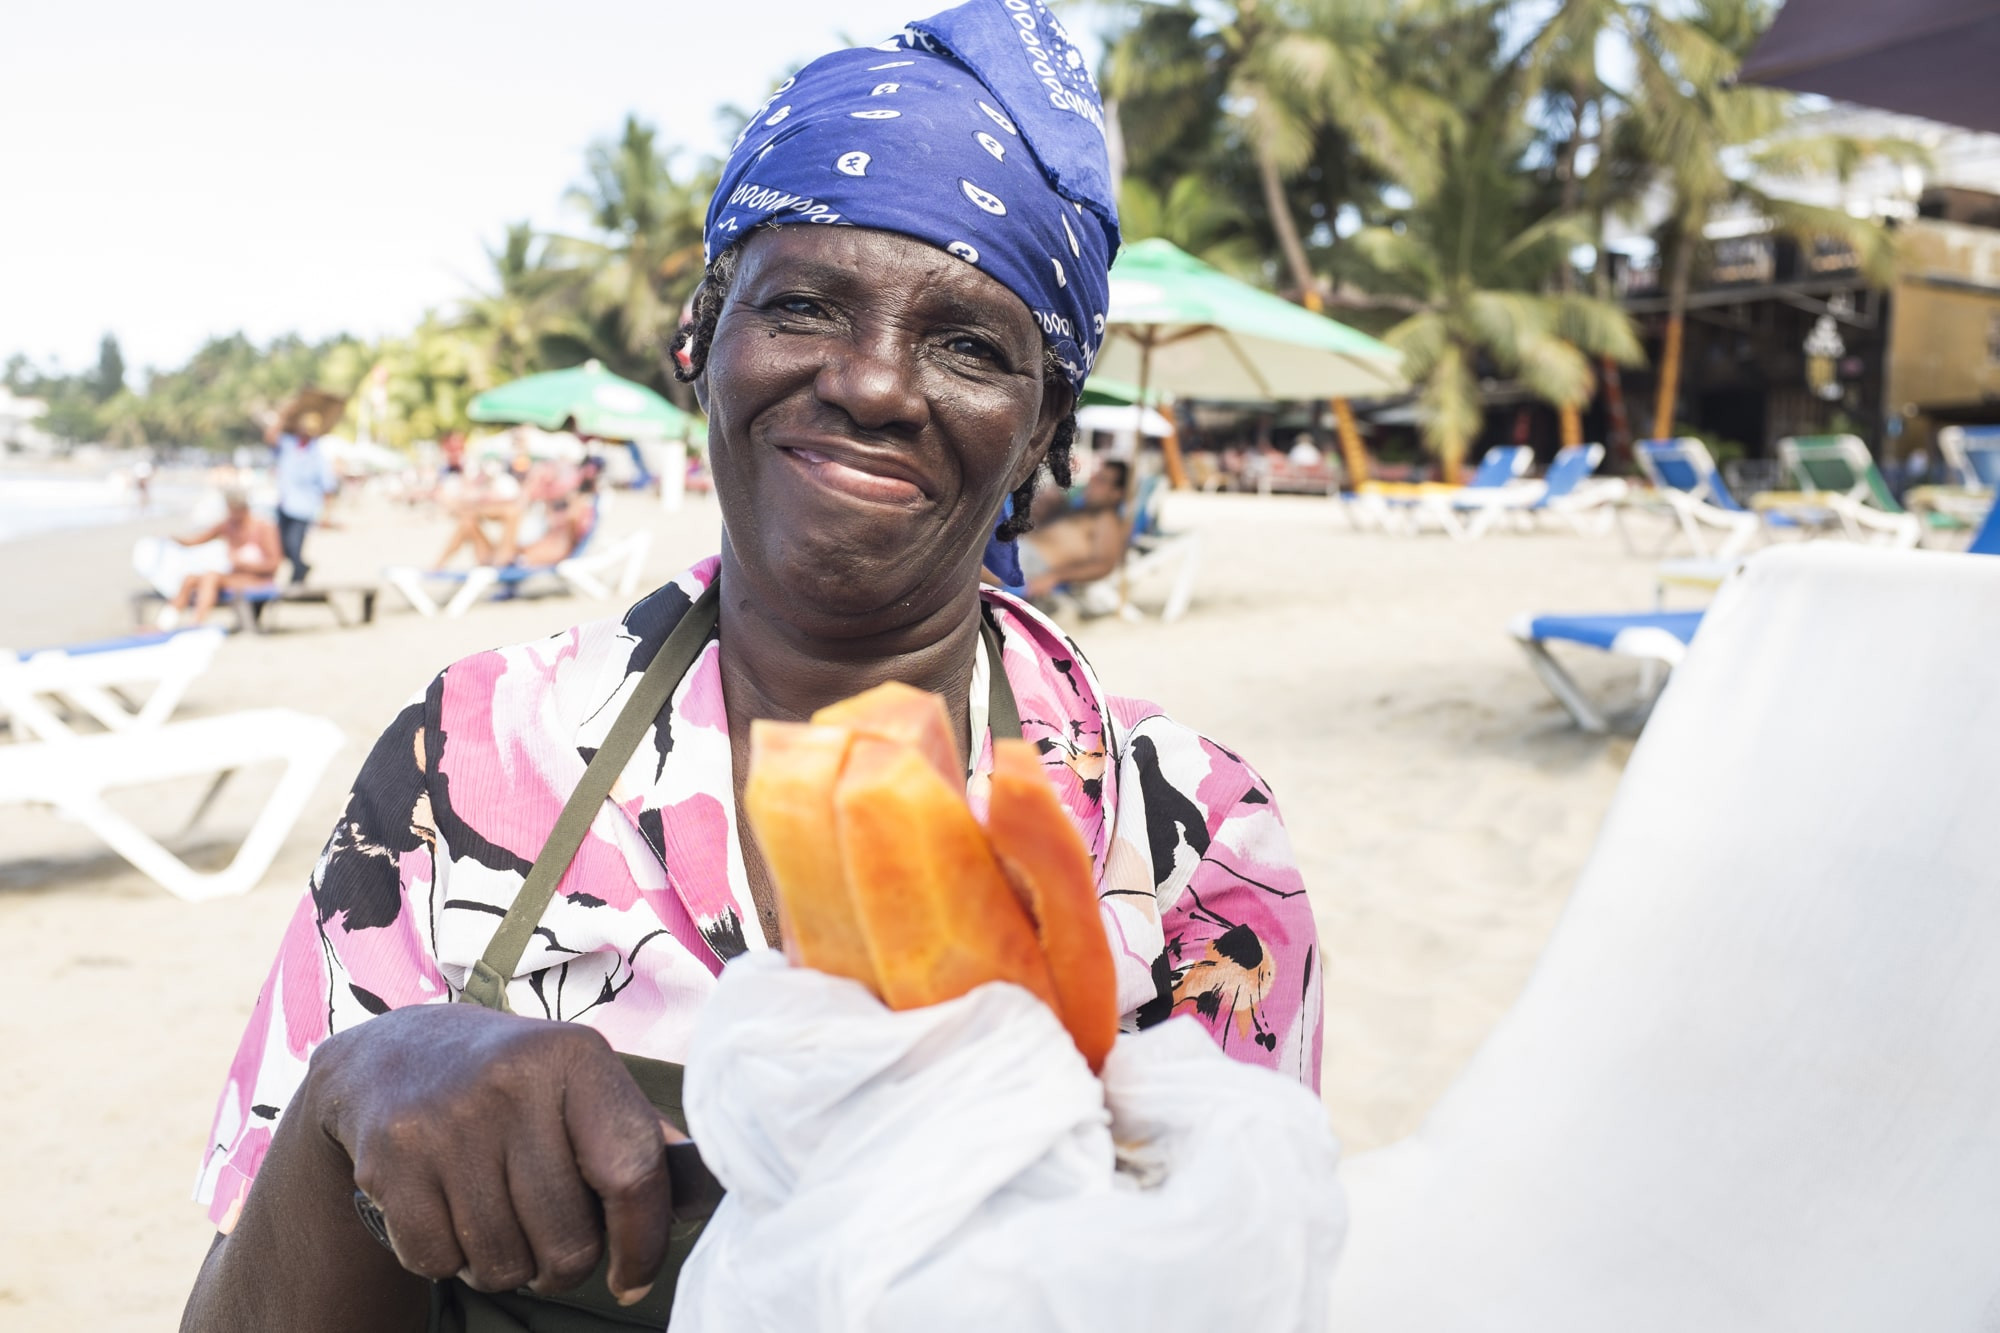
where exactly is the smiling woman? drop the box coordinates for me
[695,226,1065,629]
[180,4,1322,1331]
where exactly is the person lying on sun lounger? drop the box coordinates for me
[1017,460,1130,600]
[432,460,601,570]
[159,490,280,627]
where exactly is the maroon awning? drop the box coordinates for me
[1739,0,2000,133]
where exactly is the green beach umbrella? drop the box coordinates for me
[1079,375,1143,408]
[1096,239,1406,403]
[468,360,704,442]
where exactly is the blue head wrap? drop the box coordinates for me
[704,0,1122,393]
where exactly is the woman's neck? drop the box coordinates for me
[712,546,985,760]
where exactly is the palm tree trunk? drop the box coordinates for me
[1332,397,1368,488]
[1559,402,1583,449]
[1652,234,1694,442]
[1253,130,1322,305]
[1439,427,1465,486]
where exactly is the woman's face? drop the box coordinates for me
[697,226,1070,636]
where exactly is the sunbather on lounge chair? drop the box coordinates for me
[1017,461,1130,600]
[434,458,602,570]
[160,490,280,627]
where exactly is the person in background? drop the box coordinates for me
[433,454,601,570]
[271,407,339,585]
[161,488,281,626]
[131,455,155,511]
[1013,459,1132,600]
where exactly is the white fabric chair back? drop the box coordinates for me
[1330,544,2000,1331]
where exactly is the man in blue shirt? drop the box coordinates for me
[270,407,339,584]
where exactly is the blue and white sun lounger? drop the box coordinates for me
[383,527,652,619]
[0,626,225,742]
[1625,438,1762,558]
[1509,609,1703,732]
[1446,443,1629,538]
[1352,445,1533,535]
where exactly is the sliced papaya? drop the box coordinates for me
[811,681,961,786]
[833,735,1059,1013]
[743,720,881,995]
[985,738,1120,1071]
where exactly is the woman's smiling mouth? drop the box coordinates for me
[778,443,931,505]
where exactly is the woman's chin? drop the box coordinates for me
[751,539,975,636]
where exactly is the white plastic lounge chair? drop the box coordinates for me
[1508,609,1702,733]
[1622,437,1762,558]
[1447,443,1630,539]
[1350,445,1533,536]
[384,528,653,619]
[0,627,225,742]
[1767,434,1922,548]
[1915,425,2000,532]
[0,707,344,902]
[1331,543,2000,1331]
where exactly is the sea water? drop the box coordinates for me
[0,473,200,543]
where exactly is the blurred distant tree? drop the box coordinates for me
[91,334,126,403]
[365,316,481,449]
[460,221,574,387]
[547,116,715,394]
[1118,173,1260,275]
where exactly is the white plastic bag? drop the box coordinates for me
[670,952,1344,1332]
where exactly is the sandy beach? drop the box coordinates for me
[0,487,1670,1328]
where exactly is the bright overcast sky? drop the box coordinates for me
[3,0,1109,377]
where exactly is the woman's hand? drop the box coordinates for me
[315,1003,679,1304]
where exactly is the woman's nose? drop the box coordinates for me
[813,331,928,434]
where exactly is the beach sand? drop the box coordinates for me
[0,488,1673,1328]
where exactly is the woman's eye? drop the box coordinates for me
[772,296,826,317]
[946,334,999,361]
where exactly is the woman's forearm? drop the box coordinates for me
[181,1066,428,1333]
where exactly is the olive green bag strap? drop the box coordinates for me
[461,582,722,1013]
[980,613,1023,742]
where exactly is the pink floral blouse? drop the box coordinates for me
[196,558,1322,1229]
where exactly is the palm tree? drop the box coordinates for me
[546,116,712,393]
[459,222,570,387]
[1627,0,1918,439]
[1118,174,1260,277]
[1352,110,1643,481]
[1105,0,1447,306]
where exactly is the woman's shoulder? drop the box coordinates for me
[426,563,716,727]
[1107,695,1276,824]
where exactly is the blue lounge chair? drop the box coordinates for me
[1625,438,1763,558]
[1449,443,1629,538]
[383,513,652,619]
[1521,503,2000,731]
[2,626,226,741]
[1971,491,2000,555]
[1509,610,1704,733]
[1352,445,1533,536]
